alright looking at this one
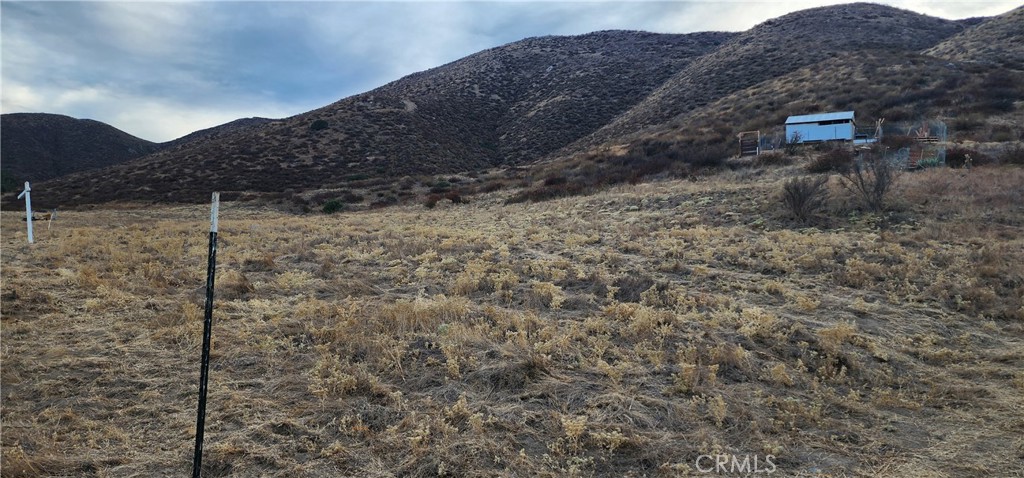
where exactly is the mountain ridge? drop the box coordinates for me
[0,113,160,191]
[7,3,1023,207]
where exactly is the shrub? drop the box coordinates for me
[370,196,398,208]
[1,170,21,193]
[444,191,465,204]
[478,180,506,193]
[543,175,568,186]
[781,176,829,223]
[807,148,853,174]
[945,147,991,169]
[505,181,587,204]
[322,199,345,214]
[837,146,902,211]
[881,135,916,150]
[785,131,802,155]
[754,152,792,167]
[951,115,984,132]
[429,181,452,194]
[310,119,329,131]
[997,144,1024,165]
[424,191,465,208]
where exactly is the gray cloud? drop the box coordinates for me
[2,1,1018,142]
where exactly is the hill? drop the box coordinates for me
[0,113,160,192]
[29,30,733,206]
[161,117,277,151]
[568,3,967,150]
[924,5,1024,70]
[534,4,1022,192]
[14,3,1024,207]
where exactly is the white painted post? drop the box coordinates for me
[16,182,33,244]
[193,192,220,477]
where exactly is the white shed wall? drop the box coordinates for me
[787,122,855,142]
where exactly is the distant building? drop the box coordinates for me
[785,111,856,143]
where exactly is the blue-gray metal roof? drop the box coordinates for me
[785,111,855,124]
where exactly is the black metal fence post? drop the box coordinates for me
[193,192,220,477]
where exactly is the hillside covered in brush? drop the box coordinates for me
[576,2,967,143]
[924,5,1024,69]
[160,117,277,152]
[16,3,1024,207]
[0,113,160,192]
[30,30,732,205]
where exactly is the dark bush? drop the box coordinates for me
[310,119,329,131]
[322,199,345,214]
[951,115,985,132]
[990,125,1018,142]
[340,191,364,203]
[478,181,506,193]
[429,181,452,193]
[997,144,1024,165]
[1,170,21,193]
[613,275,656,303]
[881,135,916,150]
[781,176,829,224]
[807,148,853,174]
[785,131,802,155]
[424,191,465,208]
[444,191,465,204]
[946,147,992,168]
[838,146,902,212]
[543,175,568,186]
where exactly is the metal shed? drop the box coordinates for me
[785,111,856,143]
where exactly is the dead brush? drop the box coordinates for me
[780,175,829,224]
[466,344,551,392]
[376,295,470,335]
[837,145,903,212]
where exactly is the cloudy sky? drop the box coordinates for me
[2,1,1018,142]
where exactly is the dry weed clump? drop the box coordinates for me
[780,175,829,224]
[2,166,1022,476]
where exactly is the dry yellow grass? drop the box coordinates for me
[2,166,1022,477]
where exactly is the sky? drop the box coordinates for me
[1,1,1019,142]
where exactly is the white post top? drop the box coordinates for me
[17,182,30,199]
[210,192,220,233]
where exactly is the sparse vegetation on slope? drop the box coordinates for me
[924,5,1024,70]
[10,3,1022,207]
[573,3,968,149]
[0,113,161,185]
[26,31,732,206]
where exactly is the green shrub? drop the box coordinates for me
[310,119,329,131]
[429,181,452,193]
[322,199,345,214]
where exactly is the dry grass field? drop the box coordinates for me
[2,164,1023,477]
